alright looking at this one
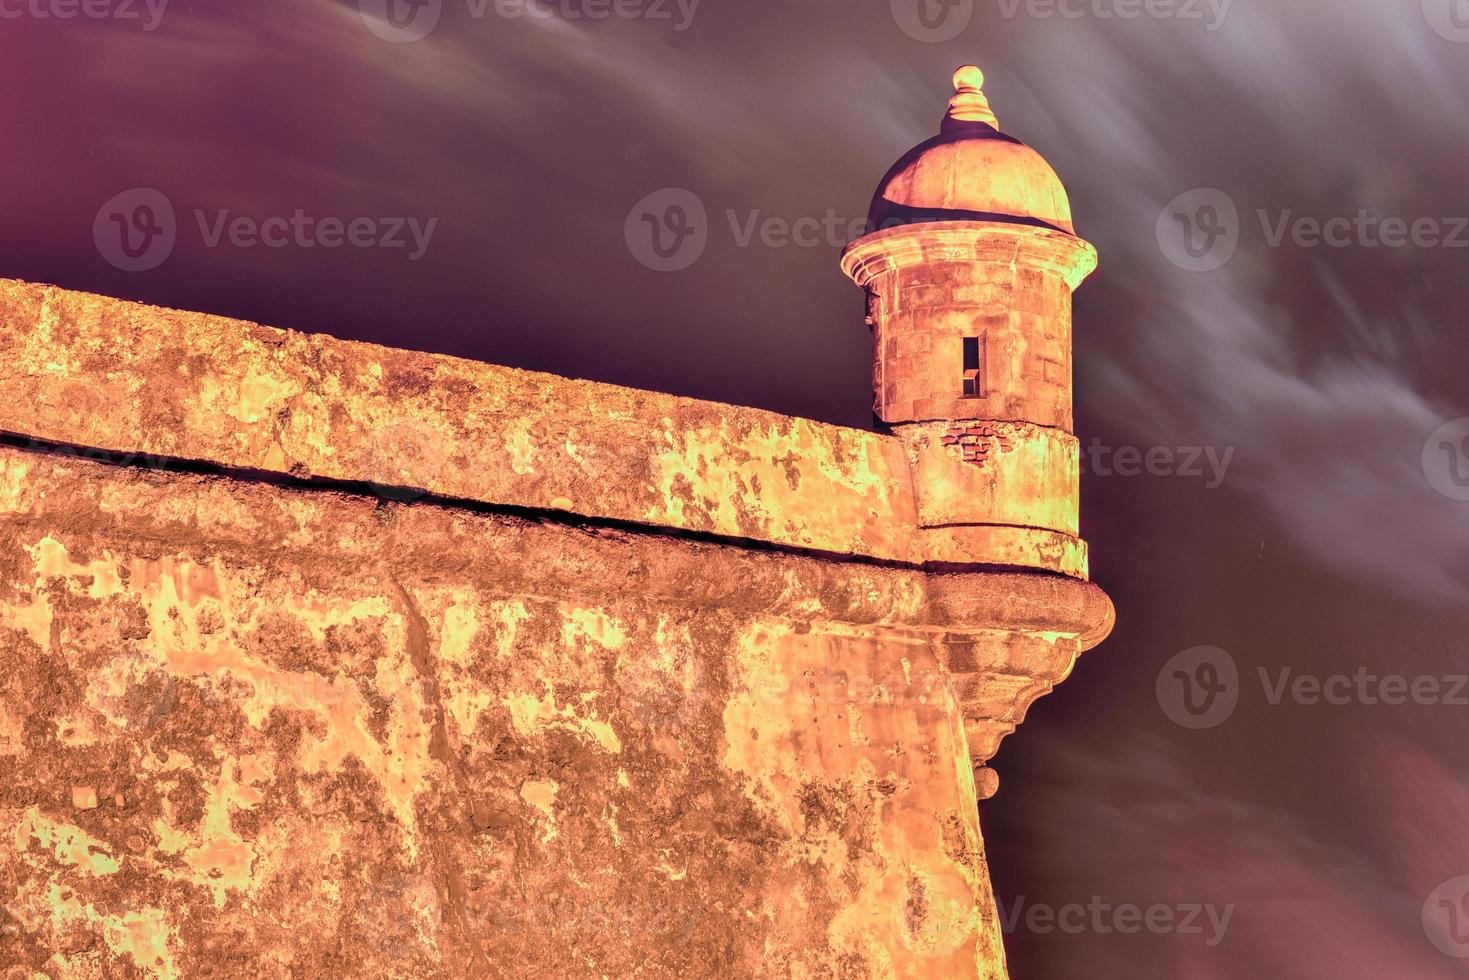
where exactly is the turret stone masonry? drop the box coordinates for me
[0,68,1110,977]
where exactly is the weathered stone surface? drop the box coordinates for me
[905,420,1079,533]
[0,278,924,566]
[844,225,1093,432]
[0,444,1025,978]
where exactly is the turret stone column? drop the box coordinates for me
[843,66,1097,580]
[843,66,1110,792]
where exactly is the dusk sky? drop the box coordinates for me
[4,0,1469,974]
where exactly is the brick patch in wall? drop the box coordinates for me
[941,423,1016,468]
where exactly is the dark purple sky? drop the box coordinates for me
[5,0,1469,974]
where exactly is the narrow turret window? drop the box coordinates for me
[963,337,983,397]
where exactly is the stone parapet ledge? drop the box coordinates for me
[0,279,1095,578]
[0,445,1110,643]
[919,526,1090,580]
[0,280,919,564]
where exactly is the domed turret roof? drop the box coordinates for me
[868,66,1076,236]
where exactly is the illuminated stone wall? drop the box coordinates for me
[0,280,1110,978]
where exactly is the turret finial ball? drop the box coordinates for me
[944,64,998,130]
[953,65,985,94]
